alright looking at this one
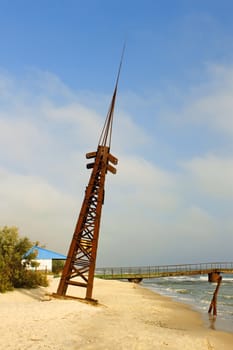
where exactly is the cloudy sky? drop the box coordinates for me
[0,1,233,267]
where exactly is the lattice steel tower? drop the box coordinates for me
[55,52,123,301]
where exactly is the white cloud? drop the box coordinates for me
[0,117,51,164]
[113,111,152,153]
[0,168,78,252]
[42,101,102,150]
[0,67,232,266]
[182,154,233,199]
[173,64,233,136]
[108,154,178,213]
[0,70,154,256]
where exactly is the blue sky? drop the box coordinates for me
[0,1,233,266]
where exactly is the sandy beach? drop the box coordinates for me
[0,277,232,350]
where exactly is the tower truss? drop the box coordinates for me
[54,51,123,301]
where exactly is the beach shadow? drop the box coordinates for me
[17,286,49,301]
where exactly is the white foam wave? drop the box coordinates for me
[176,289,190,294]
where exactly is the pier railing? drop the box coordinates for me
[95,262,233,280]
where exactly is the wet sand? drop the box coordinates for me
[0,277,232,349]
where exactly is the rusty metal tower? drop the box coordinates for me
[54,51,124,302]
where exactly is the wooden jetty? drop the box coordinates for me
[95,262,233,282]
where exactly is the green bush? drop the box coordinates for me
[13,270,48,288]
[52,259,66,274]
[0,226,48,292]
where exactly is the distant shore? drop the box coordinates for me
[0,277,232,349]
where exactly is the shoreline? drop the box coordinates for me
[126,281,233,348]
[142,281,233,335]
[0,277,233,349]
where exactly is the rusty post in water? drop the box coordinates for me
[208,275,222,317]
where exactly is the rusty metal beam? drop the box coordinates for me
[53,49,124,301]
[208,275,222,317]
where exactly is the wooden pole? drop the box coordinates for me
[208,275,222,316]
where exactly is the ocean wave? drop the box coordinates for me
[206,291,214,295]
[143,278,233,332]
[222,295,233,300]
[176,289,190,294]
[161,276,197,282]
[222,279,233,283]
[199,299,209,305]
[199,276,208,281]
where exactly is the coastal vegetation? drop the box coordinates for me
[0,226,48,292]
[52,259,66,274]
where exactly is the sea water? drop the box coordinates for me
[142,274,233,333]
